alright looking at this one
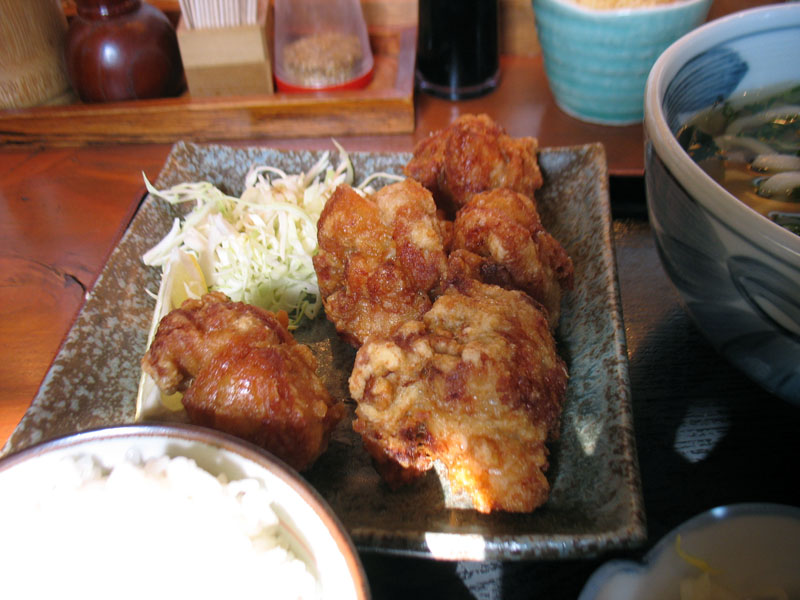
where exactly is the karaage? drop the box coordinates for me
[141,291,344,471]
[313,179,449,347]
[451,188,574,328]
[349,276,568,513]
[404,113,543,215]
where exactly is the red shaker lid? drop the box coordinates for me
[272,0,374,94]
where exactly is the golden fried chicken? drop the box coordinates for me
[182,342,342,472]
[373,175,452,292]
[142,291,295,395]
[313,179,449,347]
[141,291,344,471]
[349,276,568,513]
[404,113,543,215]
[451,188,574,328]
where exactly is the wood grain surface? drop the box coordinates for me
[0,26,417,146]
[0,145,170,445]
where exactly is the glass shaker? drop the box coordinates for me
[273,0,374,92]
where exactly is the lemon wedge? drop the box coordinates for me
[168,249,207,310]
[160,390,185,412]
[154,249,207,412]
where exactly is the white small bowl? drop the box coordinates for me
[644,3,800,403]
[533,0,711,125]
[0,424,370,599]
[579,503,800,600]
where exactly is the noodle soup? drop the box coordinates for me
[677,83,800,235]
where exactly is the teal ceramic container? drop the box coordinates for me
[533,0,711,125]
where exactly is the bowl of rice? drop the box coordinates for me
[532,0,711,124]
[0,423,370,599]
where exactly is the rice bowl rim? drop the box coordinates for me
[0,422,370,600]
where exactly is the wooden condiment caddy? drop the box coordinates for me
[1,0,541,145]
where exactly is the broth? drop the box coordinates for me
[677,83,800,236]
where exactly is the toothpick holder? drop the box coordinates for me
[176,0,273,97]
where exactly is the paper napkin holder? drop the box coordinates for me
[176,1,273,97]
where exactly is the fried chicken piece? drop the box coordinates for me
[373,176,452,292]
[404,113,543,215]
[182,342,342,472]
[451,188,574,328]
[142,291,294,395]
[141,292,344,471]
[349,277,568,513]
[313,179,449,347]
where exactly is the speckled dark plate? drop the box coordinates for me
[3,141,645,560]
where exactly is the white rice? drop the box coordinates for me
[0,454,320,599]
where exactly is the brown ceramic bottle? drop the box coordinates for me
[65,0,184,103]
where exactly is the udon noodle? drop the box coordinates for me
[677,83,800,236]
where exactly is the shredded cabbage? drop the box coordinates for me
[142,144,402,329]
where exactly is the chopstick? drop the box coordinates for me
[178,0,258,30]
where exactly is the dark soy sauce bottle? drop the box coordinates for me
[416,0,500,100]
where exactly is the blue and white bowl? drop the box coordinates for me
[578,503,800,600]
[644,3,800,404]
[533,0,711,125]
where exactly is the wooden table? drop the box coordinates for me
[2,4,797,594]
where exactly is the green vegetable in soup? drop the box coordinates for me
[678,125,721,163]
[723,83,800,120]
[676,83,800,237]
[771,212,800,236]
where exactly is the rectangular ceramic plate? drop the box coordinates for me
[4,141,645,560]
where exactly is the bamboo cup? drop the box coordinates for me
[0,0,73,109]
